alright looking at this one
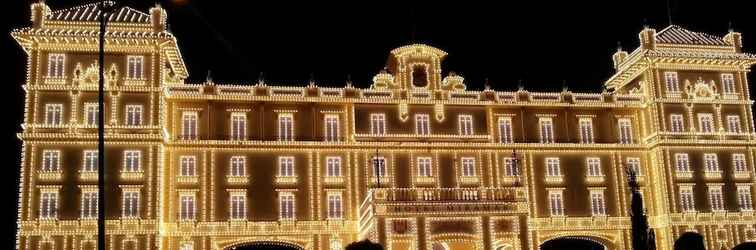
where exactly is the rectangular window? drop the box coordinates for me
[679,186,696,212]
[727,115,741,133]
[709,186,725,212]
[324,114,340,141]
[458,115,474,135]
[670,114,684,132]
[229,193,246,220]
[579,118,594,144]
[590,190,606,216]
[502,157,518,176]
[125,105,143,126]
[47,53,65,78]
[664,72,680,93]
[180,156,197,177]
[498,117,513,143]
[733,154,748,172]
[372,156,387,177]
[417,157,432,177]
[618,118,633,144]
[415,114,430,135]
[278,156,295,177]
[84,103,99,126]
[230,112,247,140]
[41,150,60,172]
[83,150,98,173]
[721,73,736,95]
[229,156,246,177]
[126,56,144,80]
[80,191,98,219]
[327,193,343,219]
[461,157,476,177]
[39,191,58,219]
[586,157,602,176]
[546,157,561,177]
[370,113,386,135]
[627,157,642,176]
[123,150,141,172]
[45,104,64,125]
[539,118,554,143]
[123,191,140,218]
[704,153,719,172]
[675,153,691,172]
[179,194,196,221]
[279,192,295,220]
[278,113,294,141]
[326,156,342,177]
[549,191,565,216]
[181,111,198,140]
[737,186,753,211]
[697,113,714,133]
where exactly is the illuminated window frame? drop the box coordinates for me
[626,157,642,176]
[277,113,294,141]
[38,187,60,220]
[230,112,247,141]
[181,111,198,140]
[179,155,197,177]
[578,117,594,144]
[679,184,696,213]
[278,156,295,177]
[178,191,197,221]
[47,53,66,79]
[697,113,715,133]
[617,118,633,144]
[589,188,607,216]
[417,157,433,177]
[737,185,754,212]
[458,115,474,136]
[326,191,343,220]
[228,190,247,221]
[415,113,431,136]
[41,150,61,172]
[278,191,296,221]
[126,55,145,80]
[370,113,386,135]
[326,156,342,177]
[460,157,476,177]
[124,104,143,126]
[721,73,736,96]
[664,71,680,94]
[84,102,99,126]
[80,187,98,220]
[548,189,565,217]
[708,184,725,212]
[726,115,741,133]
[121,187,141,219]
[44,103,64,125]
[323,114,340,141]
[538,117,554,143]
[670,114,684,132]
[497,116,514,143]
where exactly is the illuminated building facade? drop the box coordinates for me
[12,2,756,250]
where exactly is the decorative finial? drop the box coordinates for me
[517,79,524,91]
[562,80,568,92]
[617,41,623,52]
[728,21,734,32]
[205,70,213,85]
[345,74,353,88]
[642,18,649,29]
[484,78,491,90]
[380,66,389,74]
[308,72,316,87]
[257,72,265,85]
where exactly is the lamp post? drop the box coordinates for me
[97,1,117,249]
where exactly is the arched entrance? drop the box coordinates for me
[540,237,605,250]
[227,241,304,250]
[674,232,705,250]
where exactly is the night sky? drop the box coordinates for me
[3,0,755,245]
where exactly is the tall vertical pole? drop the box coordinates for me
[97,2,111,249]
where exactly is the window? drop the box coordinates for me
[737,186,753,211]
[324,114,340,141]
[415,114,430,135]
[458,115,474,135]
[229,193,246,220]
[327,193,343,219]
[675,153,691,172]
[84,103,98,126]
[579,118,594,144]
[548,190,565,216]
[80,191,98,219]
[704,153,719,172]
[539,118,554,143]
[179,156,196,177]
[124,105,143,126]
[279,192,295,220]
[590,190,606,216]
[697,113,714,133]
[47,53,65,78]
[618,118,633,144]
[670,114,684,132]
[370,113,386,135]
[679,186,696,212]
[733,154,748,172]
[123,150,141,172]
[230,112,247,140]
[229,156,246,177]
[45,104,64,125]
[461,157,476,177]
[727,115,741,133]
[126,56,144,80]
[372,156,387,177]
[180,243,194,250]
[417,157,432,177]
[181,111,198,140]
[498,117,513,143]
[278,113,294,141]
[546,158,561,177]
[627,157,642,176]
[709,186,725,212]
[326,156,342,177]
[721,73,736,95]
[502,157,518,176]
[41,150,60,172]
[39,191,58,219]
[123,191,140,218]
[278,156,295,177]
[664,72,680,93]
[179,194,196,221]
[83,150,97,173]
[586,158,602,176]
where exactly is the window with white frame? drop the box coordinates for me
[721,73,736,95]
[679,186,696,212]
[179,156,196,177]
[122,191,140,218]
[727,115,741,133]
[697,113,714,133]
[327,193,343,219]
[41,150,60,172]
[80,190,98,219]
[733,154,748,172]
[324,114,340,141]
[737,186,753,211]
[180,243,194,250]
[45,104,64,125]
[39,191,58,219]
[326,156,342,177]
[664,71,680,93]
[498,117,513,143]
[126,56,144,80]
[590,189,607,216]
[279,192,295,220]
[179,193,196,221]
[502,157,518,176]
[417,157,432,177]
[278,156,295,177]
[675,153,691,172]
[230,112,247,140]
[709,186,725,212]
[546,157,561,177]
[586,157,602,177]
[670,114,684,132]
[618,118,633,144]
[278,113,294,141]
[181,111,198,140]
[83,150,97,173]
[539,117,554,143]
[370,113,386,135]
[372,156,386,177]
[704,153,719,172]
[461,157,476,177]
[124,105,143,126]
[627,157,642,176]
[47,53,65,78]
[229,193,246,220]
[548,190,565,216]
[458,115,474,135]
[123,150,141,172]
[415,114,430,135]
[579,118,594,144]
[229,156,246,177]
[84,102,98,126]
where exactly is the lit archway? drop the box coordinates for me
[732,241,756,250]
[674,232,705,250]
[226,241,304,250]
[540,236,605,250]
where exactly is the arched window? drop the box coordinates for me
[412,64,429,88]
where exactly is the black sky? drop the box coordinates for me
[3,0,755,245]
